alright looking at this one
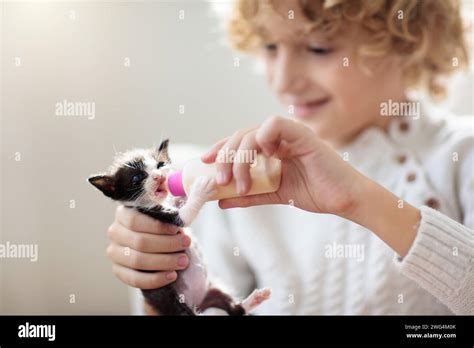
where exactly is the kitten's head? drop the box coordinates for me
[88,139,172,208]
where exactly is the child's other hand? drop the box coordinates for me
[105,205,191,289]
[201,116,367,218]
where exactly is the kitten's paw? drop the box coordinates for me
[190,176,217,199]
[241,288,271,313]
[171,196,186,208]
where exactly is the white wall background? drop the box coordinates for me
[0,0,472,314]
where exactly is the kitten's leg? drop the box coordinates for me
[198,287,272,315]
[179,176,217,226]
[197,288,245,316]
[142,285,195,316]
[241,288,272,314]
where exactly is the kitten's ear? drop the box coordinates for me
[88,174,117,198]
[156,138,170,158]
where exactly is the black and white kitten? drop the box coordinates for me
[88,139,270,315]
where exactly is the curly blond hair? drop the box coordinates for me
[226,0,470,99]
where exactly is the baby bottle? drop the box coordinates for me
[166,154,282,201]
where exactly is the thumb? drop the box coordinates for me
[218,192,281,209]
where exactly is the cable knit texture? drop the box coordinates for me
[129,103,473,315]
[394,206,474,314]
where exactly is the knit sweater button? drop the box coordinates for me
[425,197,440,210]
[399,121,410,132]
[406,172,417,182]
[396,154,407,164]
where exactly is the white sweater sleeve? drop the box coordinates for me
[394,139,474,314]
[395,207,473,314]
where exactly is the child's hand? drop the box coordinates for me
[201,116,367,218]
[106,205,191,289]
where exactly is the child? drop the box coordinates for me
[107,0,473,314]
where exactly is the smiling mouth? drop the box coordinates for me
[293,98,330,118]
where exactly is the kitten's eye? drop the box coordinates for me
[157,161,165,169]
[131,173,146,186]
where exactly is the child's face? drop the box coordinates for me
[257,1,406,147]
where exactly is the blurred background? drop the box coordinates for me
[0,0,472,314]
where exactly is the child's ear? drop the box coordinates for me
[88,174,116,198]
[156,138,169,158]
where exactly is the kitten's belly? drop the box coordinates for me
[175,242,209,308]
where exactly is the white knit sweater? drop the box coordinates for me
[131,104,473,315]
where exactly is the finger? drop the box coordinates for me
[232,132,260,195]
[107,222,191,253]
[200,137,229,163]
[215,128,255,186]
[218,191,280,209]
[116,205,180,235]
[107,244,189,271]
[256,116,315,158]
[112,263,177,290]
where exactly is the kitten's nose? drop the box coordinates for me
[152,173,163,182]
